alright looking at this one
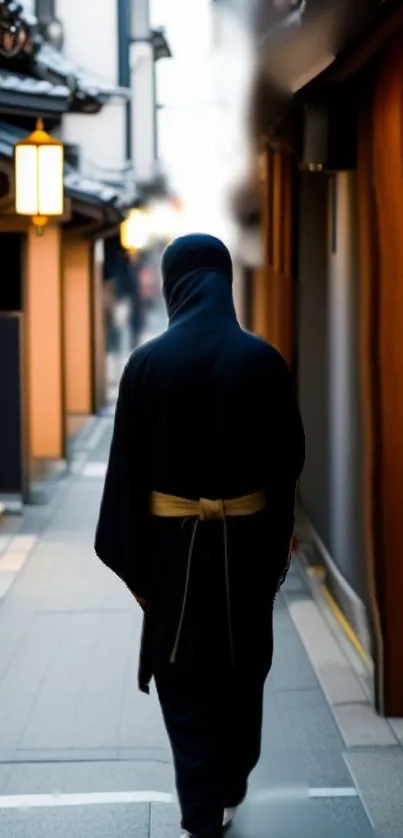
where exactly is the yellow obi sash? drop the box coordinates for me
[149,490,266,664]
[150,490,266,520]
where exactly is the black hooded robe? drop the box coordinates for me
[95,234,305,837]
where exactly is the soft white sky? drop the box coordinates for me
[150,0,239,246]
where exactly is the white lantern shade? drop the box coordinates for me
[14,121,64,220]
[149,199,183,243]
[120,208,151,252]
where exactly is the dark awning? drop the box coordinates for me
[242,0,400,151]
[152,28,172,61]
[215,0,383,95]
[0,68,69,116]
[300,0,403,91]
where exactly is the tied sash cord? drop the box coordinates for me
[149,491,267,665]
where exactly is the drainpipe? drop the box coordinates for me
[129,0,156,185]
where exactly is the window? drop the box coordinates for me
[35,0,55,21]
[22,0,36,14]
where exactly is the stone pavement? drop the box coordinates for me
[0,414,402,837]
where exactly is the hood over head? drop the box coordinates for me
[161,233,237,324]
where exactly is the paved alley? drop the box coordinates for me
[0,414,402,837]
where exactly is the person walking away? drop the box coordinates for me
[127,250,146,350]
[95,234,305,838]
[103,236,121,368]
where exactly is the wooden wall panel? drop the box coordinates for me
[260,147,294,366]
[62,236,92,416]
[25,225,64,460]
[92,240,106,414]
[357,36,403,715]
[252,268,269,338]
[371,39,403,715]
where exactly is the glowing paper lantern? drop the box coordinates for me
[14,118,64,233]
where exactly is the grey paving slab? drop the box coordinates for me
[62,760,174,794]
[253,747,352,791]
[0,613,67,753]
[285,594,397,750]
[21,546,114,614]
[18,612,113,751]
[312,797,375,836]
[0,803,149,838]
[0,518,20,540]
[4,760,173,795]
[101,570,137,610]
[390,718,403,746]
[9,536,37,553]
[334,703,397,748]
[150,798,374,838]
[86,422,113,464]
[0,552,29,573]
[69,417,98,453]
[119,678,170,752]
[118,746,171,762]
[281,565,309,595]
[16,507,56,536]
[150,801,180,838]
[234,797,374,838]
[259,687,353,788]
[81,463,107,479]
[3,762,67,795]
[71,615,155,751]
[0,535,12,554]
[0,572,15,597]
[0,765,10,794]
[286,595,369,706]
[269,603,319,692]
[9,609,166,755]
[345,748,403,837]
[267,687,345,753]
[0,547,68,628]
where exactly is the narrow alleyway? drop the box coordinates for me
[0,346,402,836]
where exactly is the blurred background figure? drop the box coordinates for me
[127,250,146,351]
[103,236,132,392]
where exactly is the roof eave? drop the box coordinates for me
[0,88,68,117]
[32,43,132,112]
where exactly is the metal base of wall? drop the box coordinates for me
[295,505,374,698]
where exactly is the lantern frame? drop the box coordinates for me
[14,118,64,234]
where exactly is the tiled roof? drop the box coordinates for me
[0,67,69,114]
[0,70,67,98]
[64,168,121,206]
[1,4,130,112]
[33,43,131,105]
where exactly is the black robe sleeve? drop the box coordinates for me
[94,360,150,598]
